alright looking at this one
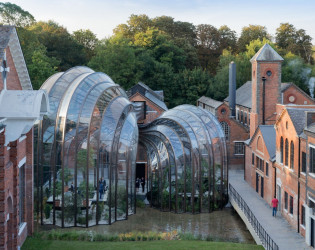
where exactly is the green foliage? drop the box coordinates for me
[44,204,52,219]
[0,2,35,27]
[29,20,87,71]
[237,25,271,52]
[282,52,312,94]
[72,29,99,60]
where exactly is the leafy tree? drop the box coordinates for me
[237,25,270,52]
[276,23,313,64]
[27,47,59,89]
[196,24,221,73]
[88,40,141,90]
[0,2,35,27]
[282,52,311,94]
[29,20,87,71]
[218,25,237,52]
[17,27,59,89]
[72,29,99,60]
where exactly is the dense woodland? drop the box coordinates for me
[1,2,315,108]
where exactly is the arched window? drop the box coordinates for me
[290,141,294,169]
[220,121,230,141]
[280,137,284,163]
[285,138,289,166]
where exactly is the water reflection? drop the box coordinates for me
[82,207,254,244]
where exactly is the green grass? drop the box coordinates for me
[22,238,264,250]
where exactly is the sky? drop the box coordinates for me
[8,0,315,42]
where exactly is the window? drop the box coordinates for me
[240,111,243,123]
[256,156,264,172]
[285,139,289,166]
[310,146,315,174]
[252,153,255,165]
[290,196,293,214]
[248,113,250,125]
[302,152,306,173]
[301,205,305,226]
[280,137,284,164]
[19,164,25,226]
[221,108,226,114]
[290,141,294,169]
[234,142,244,155]
[266,162,269,176]
[220,122,230,141]
[285,191,288,210]
[244,112,247,124]
[237,109,240,121]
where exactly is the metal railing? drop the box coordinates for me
[229,183,279,250]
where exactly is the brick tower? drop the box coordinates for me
[250,44,284,137]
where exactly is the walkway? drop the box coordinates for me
[229,170,310,250]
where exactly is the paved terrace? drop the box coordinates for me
[229,170,310,250]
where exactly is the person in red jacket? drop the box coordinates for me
[272,196,279,217]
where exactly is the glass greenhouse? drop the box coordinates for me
[35,66,138,227]
[139,105,228,213]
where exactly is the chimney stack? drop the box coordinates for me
[229,62,236,117]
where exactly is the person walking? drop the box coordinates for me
[141,177,145,193]
[99,181,104,199]
[272,196,279,217]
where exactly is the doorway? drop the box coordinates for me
[256,173,259,193]
[136,163,145,179]
[261,177,264,198]
[277,185,281,215]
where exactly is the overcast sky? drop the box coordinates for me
[8,0,315,42]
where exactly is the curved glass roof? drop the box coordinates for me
[139,105,228,213]
[35,66,138,227]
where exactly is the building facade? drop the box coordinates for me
[0,26,49,250]
[242,44,315,247]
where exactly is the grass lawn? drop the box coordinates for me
[22,238,264,250]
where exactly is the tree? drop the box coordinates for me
[276,23,313,64]
[196,24,221,73]
[282,52,311,94]
[0,2,35,27]
[88,40,141,90]
[29,20,87,71]
[218,25,237,52]
[27,47,59,89]
[17,27,60,89]
[237,25,270,52]
[72,29,99,60]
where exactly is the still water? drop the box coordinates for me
[82,207,255,244]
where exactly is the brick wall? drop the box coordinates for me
[129,93,165,124]
[0,48,22,91]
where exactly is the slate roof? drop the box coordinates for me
[250,43,284,62]
[304,120,315,135]
[224,82,309,109]
[259,125,276,159]
[197,96,222,109]
[287,108,315,135]
[127,82,168,111]
[0,26,14,63]
[0,25,32,90]
[224,81,252,108]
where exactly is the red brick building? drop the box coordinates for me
[198,45,314,170]
[128,82,168,181]
[0,26,49,249]
[241,44,315,247]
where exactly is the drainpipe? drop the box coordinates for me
[298,137,301,233]
[262,77,266,125]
